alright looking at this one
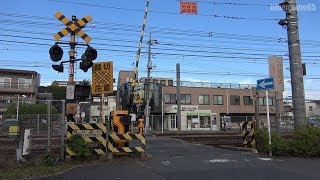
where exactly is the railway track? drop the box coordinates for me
[162,133,244,147]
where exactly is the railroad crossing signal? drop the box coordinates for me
[53,11,92,43]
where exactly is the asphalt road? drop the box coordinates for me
[41,135,320,180]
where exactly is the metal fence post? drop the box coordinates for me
[61,100,65,161]
[37,114,40,134]
[47,100,51,153]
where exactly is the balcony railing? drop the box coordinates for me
[172,81,255,89]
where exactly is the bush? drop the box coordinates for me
[256,126,320,157]
[68,134,91,159]
[291,126,320,157]
[271,133,291,156]
[256,128,270,154]
[43,153,56,166]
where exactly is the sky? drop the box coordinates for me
[0,0,319,99]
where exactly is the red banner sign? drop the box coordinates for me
[180,1,198,14]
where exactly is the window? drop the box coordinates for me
[259,97,276,106]
[153,79,158,83]
[181,94,191,104]
[0,77,11,88]
[160,80,166,86]
[200,116,210,128]
[165,94,176,104]
[18,78,32,89]
[230,95,240,105]
[213,95,223,105]
[243,96,253,106]
[199,95,210,105]
[309,106,313,111]
[170,115,176,129]
[168,80,173,86]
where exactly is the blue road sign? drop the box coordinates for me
[257,78,274,91]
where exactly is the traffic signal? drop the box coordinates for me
[84,46,97,61]
[49,44,63,62]
[52,64,64,73]
[80,46,97,72]
[80,54,93,72]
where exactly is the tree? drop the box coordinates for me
[79,79,91,85]
[38,81,66,100]
[51,81,60,87]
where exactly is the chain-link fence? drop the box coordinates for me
[0,99,65,168]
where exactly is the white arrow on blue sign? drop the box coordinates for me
[257,78,274,91]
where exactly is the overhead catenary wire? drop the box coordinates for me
[0,10,318,94]
[51,0,280,21]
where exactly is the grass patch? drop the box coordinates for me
[0,158,111,180]
[0,163,72,180]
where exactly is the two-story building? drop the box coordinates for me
[0,68,40,116]
[117,71,283,131]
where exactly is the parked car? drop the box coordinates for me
[307,118,320,127]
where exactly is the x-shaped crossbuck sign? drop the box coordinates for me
[53,11,92,44]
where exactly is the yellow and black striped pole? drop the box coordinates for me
[129,0,151,117]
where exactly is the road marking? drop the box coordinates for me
[208,159,238,163]
[258,158,272,161]
[258,158,284,162]
[161,160,171,166]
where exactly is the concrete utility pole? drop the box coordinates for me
[145,33,158,131]
[176,64,181,134]
[255,90,260,129]
[145,33,152,131]
[280,0,306,127]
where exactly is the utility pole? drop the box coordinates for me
[145,33,152,132]
[275,92,280,134]
[255,90,260,129]
[279,0,306,127]
[176,63,181,135]
[145,33,158,132]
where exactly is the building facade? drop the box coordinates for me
[157,78,284,131]
[116,68,284,131]
[89,96,116,123]
[0,69,40,116]
[305,101,320,119]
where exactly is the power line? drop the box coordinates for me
[52,0,280,21]
[1,13,320,46]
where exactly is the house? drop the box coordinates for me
[0,68,40,116]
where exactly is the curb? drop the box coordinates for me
[216,145,258,154]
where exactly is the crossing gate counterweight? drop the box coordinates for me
[66,123,107,157]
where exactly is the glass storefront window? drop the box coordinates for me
[187,113,211,129]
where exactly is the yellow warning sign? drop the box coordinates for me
[92,62,113,95]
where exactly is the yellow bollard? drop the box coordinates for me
[138,119,144,134]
